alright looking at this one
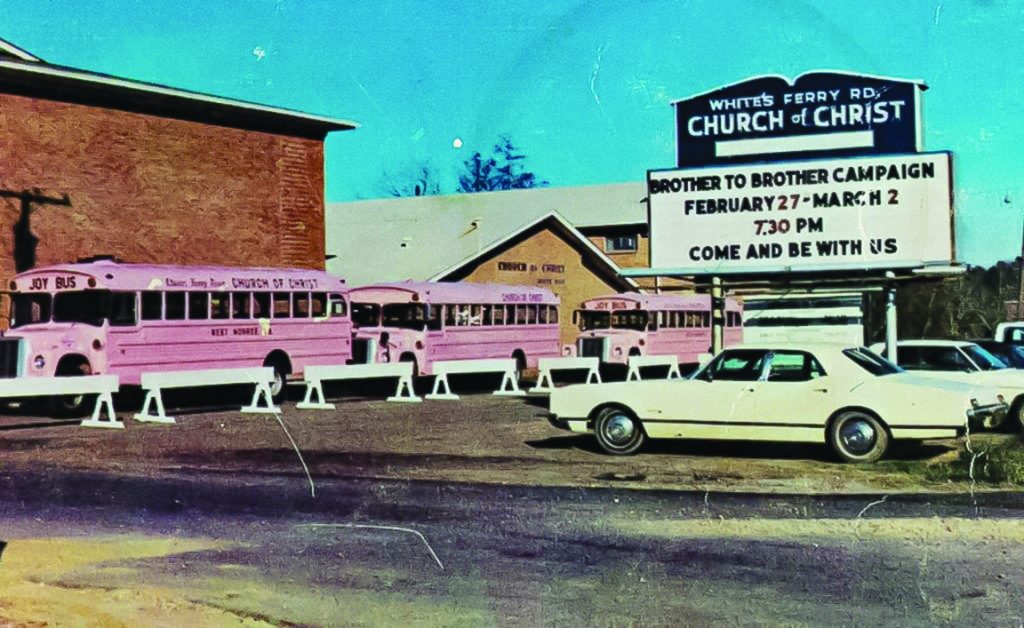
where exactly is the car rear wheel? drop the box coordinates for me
[594,406,645,455]
[829,411,889,463]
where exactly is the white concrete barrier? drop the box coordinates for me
[426,358,523,400]
[626,355,683,382]
[296,362,421,410]
[0,375,121,428]
[530,357,601,393]
[133,367,278,424]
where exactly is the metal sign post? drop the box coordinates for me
[711,276,724,354]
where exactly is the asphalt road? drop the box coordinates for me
[3,469,1024,625]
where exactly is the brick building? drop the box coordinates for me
[0,37,355,296]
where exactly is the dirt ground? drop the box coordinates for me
[0,385,1011,494]
[2,387,1023,626]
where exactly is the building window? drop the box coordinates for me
[605,235,637,253]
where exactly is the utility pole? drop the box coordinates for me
[1,188,72,272]
[1010,194,1024,321]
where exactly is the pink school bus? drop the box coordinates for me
[347,281,560,376]
[5,260,351,412]
[573,293,743,366]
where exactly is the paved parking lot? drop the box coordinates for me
[0,383,999,494]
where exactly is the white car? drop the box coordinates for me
[548,343,1006,463]
[869,340,1024,429]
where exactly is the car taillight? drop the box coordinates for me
[638,339,646,346]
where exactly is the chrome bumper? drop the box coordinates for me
[967,401,1009,426]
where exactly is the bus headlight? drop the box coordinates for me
[614,347,623,356]
[33,355,45,370]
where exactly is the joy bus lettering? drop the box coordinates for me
[28,276,77,291]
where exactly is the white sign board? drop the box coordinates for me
[648,152,953,274]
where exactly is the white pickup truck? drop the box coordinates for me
[995,322,1024,343]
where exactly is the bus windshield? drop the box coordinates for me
[611,310,649,331]
[53,291,110,326]
[382,303,428,330]
[11,293,52,328]
[578,311,610,331]
[351,303,381,326]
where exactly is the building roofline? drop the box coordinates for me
[430,211,638,291]
[0,57,357,139]
[0,37,41,62]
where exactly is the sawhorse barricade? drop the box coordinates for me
[133,367,278,424]
[626,355,682,382]
[0,375,121,428]
[529,357,601,393]
[426,359,523,400]
[296,362,421,410]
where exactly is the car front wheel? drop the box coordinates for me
[594,406,645,455]
[829,411,889,463]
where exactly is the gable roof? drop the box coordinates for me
[0,37,355,139]
[430,212,638,291]
[326,196,637,291]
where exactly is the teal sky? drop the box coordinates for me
[1,0,1021,266]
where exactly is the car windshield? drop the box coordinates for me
[962,344,1008,371]
[578,311,610,331]
[843,347,903,376]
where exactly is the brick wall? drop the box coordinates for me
[0,92,325,283]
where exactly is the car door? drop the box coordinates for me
[689,349,767,423]
[745,350,831,427]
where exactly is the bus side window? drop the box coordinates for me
[293,293,310,318]
[550,305,558,324]
[233,293,252,319]
[470,305,483,326]
[492,304,505,325]
[328,293,346,317]
[188,292,209,320]
[701,312,711,327]
[445,304,457,327]
[506,305,515,325]
[254,293,271,318]
[481,304,493,325]
[110,292,138,327]
[311,293,327,317]
[211,292,230,319]
[273,292,290,318]
[526,305,537,324]
[166,293,186,320]
[141,291,162,321]
[538,305,548,324]
[426,305,442,330]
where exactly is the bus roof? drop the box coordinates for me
[347,280,559,305]
[580,292,742,311]
[10,261,346,292]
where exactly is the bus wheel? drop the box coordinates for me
[263,354,291,404]
[512,350,527,382]
[398,352,419,376]
[49,357,94,418]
